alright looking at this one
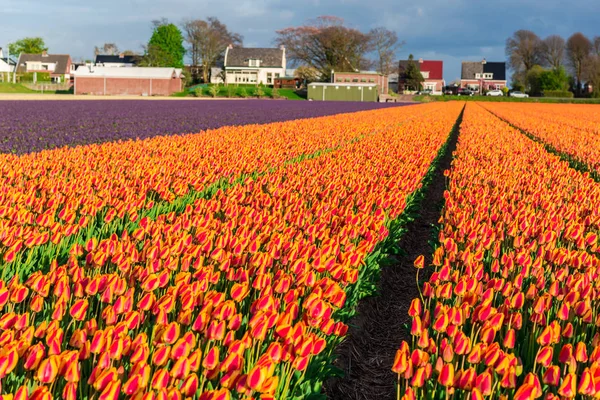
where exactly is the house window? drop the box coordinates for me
[267,72,272,84]
[248,59,260,67]
[345,78,350,82]
[360,78,366,82]
[336,78,342,82]
[274,73,280,79]
[352,78,359,82]
[42,64,49,70]
[369,79,375,83]
[475,73,481,79]
[484,73,493,79]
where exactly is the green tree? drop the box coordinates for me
[539,67,569,91]
[526,65,545,96]
[404,54,424,91]
[146,23,185,68]
[8,37,48,55]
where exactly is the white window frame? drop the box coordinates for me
[475,73,481,79]
[248,59,260,67]
[484,73,493,79]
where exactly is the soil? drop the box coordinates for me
[325,115,461,400]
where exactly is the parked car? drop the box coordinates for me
[486,89,504,97]
[457,88,474,96]
[444,88,454,95]
[417,89,433,95]
[510,91,529,98]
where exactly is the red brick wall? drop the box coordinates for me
[75,77,182,96]
[333,73,389,94]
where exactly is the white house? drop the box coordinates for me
[223,45,286,85]
[0,48,16,73]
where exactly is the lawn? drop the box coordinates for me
[0,83,37,93]
[179,84,307,100]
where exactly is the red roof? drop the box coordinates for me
[419,60,443,80]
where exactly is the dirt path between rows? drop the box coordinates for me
[325,112,462,400]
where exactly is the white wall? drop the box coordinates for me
[0,60,12,73]
[257,67,285,85]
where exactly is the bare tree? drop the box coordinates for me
[506,30,542,85]
[540,35,565,70]
[369,27,404,75]
[275,16,373,82]
[593,36,600,56]
[94,43,120,56]
[566,32,592,95]
[183,17,243,83]
[584,53,600,97]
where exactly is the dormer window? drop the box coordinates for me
[248,59,260,67]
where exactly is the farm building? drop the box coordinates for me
[223,45,286,85]
[333,71,389,95]
[74,67,183,96]
[308,82,378,102]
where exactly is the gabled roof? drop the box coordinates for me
[225,47,284,68]
[398,59,443,80]
[16,54,71,74]
[461,61,506,80]
[74,67,183,79]
[483,62,506,81]
[95,54,140,65]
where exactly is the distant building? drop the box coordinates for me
[95,54,139,67]
[333,71,389,95]
[308,82,379,102]
[398,59,444,93]
[223,45,286,85]
[461,59,506,92]
[16,51,73,81]
[0,48,16,73]
[74,67,183,96]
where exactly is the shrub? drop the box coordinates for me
[208,85,220,98]
[271,88,281,99]
[193,87,204,97]
[227,85,235,98]
[256,86,265,98]
[239,88,248,98]
[543,90,574,98]
[20,72,52,82]
[501,87,509,96]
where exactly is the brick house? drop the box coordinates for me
[74,67,183,96]
[16,51,73,82]
[398,59,444,93]
[461,59,507,92]
[224,46,286,85]
[333,71,389,95]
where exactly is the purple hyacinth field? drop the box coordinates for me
[0,99,409,154]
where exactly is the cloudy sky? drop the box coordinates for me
[2,0,599,81]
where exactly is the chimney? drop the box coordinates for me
[418,58,423,63]
[228,44,234,49]
[279,45,285,51]
[42,50,48,57]
[0,48,3,59]
[119,53,124,59]
[482,58,487,64]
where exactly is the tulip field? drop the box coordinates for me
[0,100,465,400]
[394,102,600,400]
[2,99,600,400]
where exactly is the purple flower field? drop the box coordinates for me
[0,100,410,154]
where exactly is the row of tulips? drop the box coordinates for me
[482,103,600,177]
[0,103,463,400]
[393,103,600,400]
[0,104,440,276]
